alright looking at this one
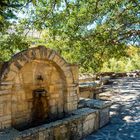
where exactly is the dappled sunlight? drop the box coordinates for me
[85,77,140,140]
[123,116,134,123]
[110,111,118,116]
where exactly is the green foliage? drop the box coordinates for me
[101,47,140,72]
[0,0,37,31]
[0,24,30,61]
[0,0,140,73]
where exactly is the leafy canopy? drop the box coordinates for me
[27,0,139,72]
[0,0,140,72]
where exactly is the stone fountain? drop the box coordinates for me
[0,46,111,140]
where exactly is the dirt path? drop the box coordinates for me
[84,78,140,140]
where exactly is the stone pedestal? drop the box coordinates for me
[79,98,112,128]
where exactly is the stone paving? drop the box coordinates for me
[84,77,140,140]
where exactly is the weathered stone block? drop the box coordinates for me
[11,103,17,113]
[26,92,32,99]
[50,93,59,99]
[0,115,11,122]
[57,59,66,67]
[17,104,23,112]
[54,125,68,140]
[50,106,57,114]
[1,119,11,129]
[66,103,74,112]
[48,51,56,60]
[57,104,64,114]
[83,112,99,136]
[35,49,41,59]
[14,61,22,70]
[49,99,56,106]
[49,85,55,93]
[0,90,10,95]
[70,64,79,84]
[9,63,20,73]
[79,98,112,128]
[6,71,17,81]
[0,104,3,116]
[0,84,13,90]
[39,131,45,140]
[99,107,110,128]
[52,54,61,63]
[4,102,11,115]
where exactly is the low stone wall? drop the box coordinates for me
[79,75,111,99]
[97,72,140,78]
[79,74,96,83]
[0,108,99,140]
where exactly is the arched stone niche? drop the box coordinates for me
[0,46,79,130]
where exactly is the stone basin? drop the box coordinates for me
[0,108,99,140]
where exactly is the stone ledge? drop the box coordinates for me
[71,108,98,115]
[79,98,112,109]
[78,98,112,128]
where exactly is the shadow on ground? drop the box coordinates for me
[83,78,140,140]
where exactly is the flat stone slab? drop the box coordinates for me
[79,98,112,128]
[79,98,112,109]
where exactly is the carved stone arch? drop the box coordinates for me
[1,46,73,84]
